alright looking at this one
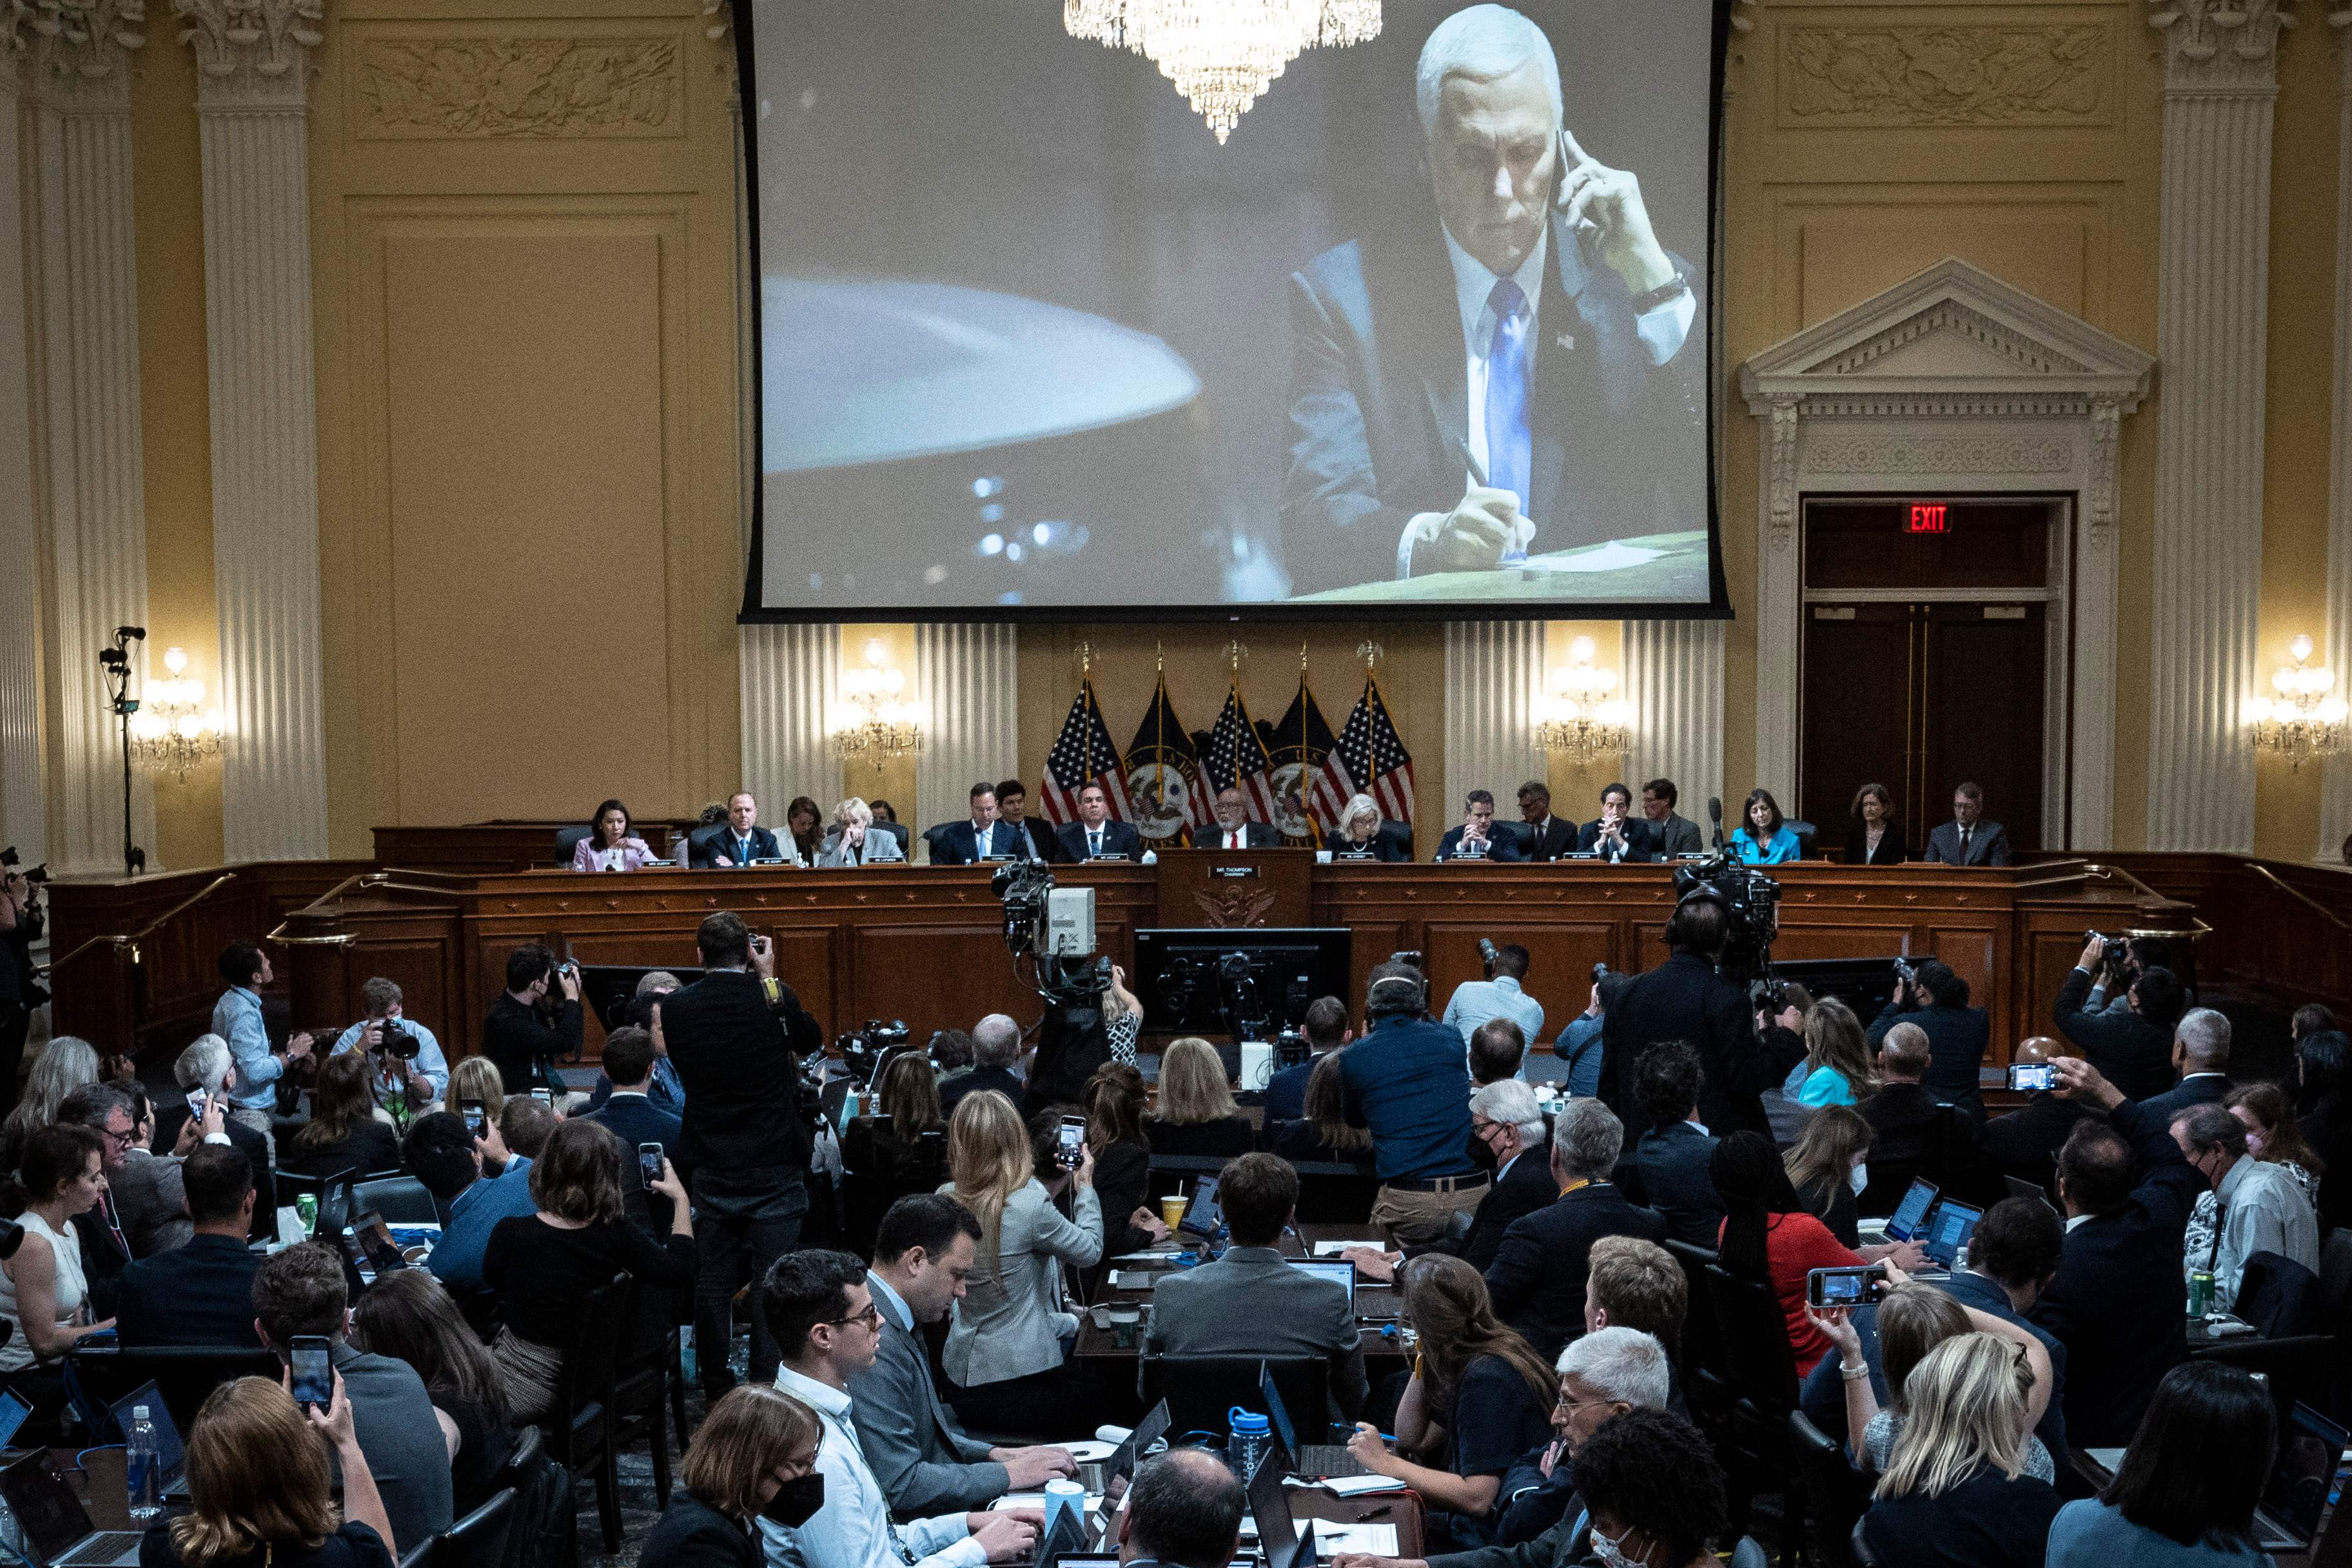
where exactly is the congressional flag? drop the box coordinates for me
[1200,680,1283,825]
[1313,673,1416,825]
[1122,673,1208,843]
[1268,675,1340,845]
[1039,678,1130,826]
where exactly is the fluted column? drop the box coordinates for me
[26,0,153,876]
[0,55,45,868]
[2322,13,2352,863]
[739,623,837,826]
[1623,619,1724,818]
[914,624,1017,834]
[178,0,328,861]
[2145,0,2288,852]
[1442,622,1543,818]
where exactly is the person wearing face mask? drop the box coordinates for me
[643,1384,828,1568]
[1781,1104,1876,1250]
[479,943,581,1093]
[2168,1100,2318,1315]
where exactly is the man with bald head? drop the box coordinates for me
[1983,1035,2095,1193]
[1192,787,1275,850]
[1280,3,1703,593]
[939,1014,1026,1117]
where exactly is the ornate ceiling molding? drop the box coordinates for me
[173,0,322,109]
[2148,0,2294,92]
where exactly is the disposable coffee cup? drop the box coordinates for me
[1160,1195,1186,1231]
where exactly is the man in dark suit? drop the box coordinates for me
[993,780,1066,863]
[1981,1037,2097,1192]
[2030,1055,2202,1446]
[1919,782,2012,867]
[1856,1023,1977,1215]
[1190,787,1278,850]
[2139,1006,2233,1124]
[1264,997,1348,1124]
[1598,893,1798,1140]
[694,791,787,868]
[2052,935,2184,1103]
[1640,779,1704,857]
[929,781,1021,865]
[157,1034,272,1238]
[1279,6,1701,594]
[117,1144,262,1347]
[582,1023,685,1231]
[1627,1042,1721,1248]
[1865,961,1992,1119]
[1057,783,1143,861]
[1436,790,1524,861]
[1514,781,1577,863]
[662,910,821,1398]
[479,943,582,1093]
[936,1015,1026,1118]
[1574,782,1658,864]
[1455,1081,1560,1271]
[1485,1100,1668,1362]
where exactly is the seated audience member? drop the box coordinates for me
[1548,972,1625,1100]
[2046,1362,2277,1568]
[55,1083,147,1315]
[1146,1153,1369,1418]
[1980,1035,2092,1191]
[2294,1003,2338,1044]
[480,943,582,1094]
[1467,1020,1526,1090]
[1342,1255,1554,1549]
[1867,960,1990,1119]
[2298,1028,2352,1230]
[414,1101,548,1293]
[0,1125,113,1422]
[783,796,825,867]
[1484,1099,1667,1362]
[585,977,687,1112]
[329,977,447,1113]
[937,1015,1024,1118]
[1112,1451,1249,1568]
[1329,792,1411,861]
[1585,1236,1687,1355]
[2141,1007,2234,1124]
[1449,1081,1558,1271]
[1730,789,1800,865]
[842,1052,950,1211]
[818,797,907,867]
[1443,946,1545,1052]
[573,797,660,872]
[348,1269,516,1516]
[939,1091,1102,1436]
[851,1195,1077,1516]
[1789,997,1876,1109]
[1712,1131,1918,1379]
[1856,1022,1963,1214]
[758,1250,1041,1568]
[1575,781,1657,865]
[1859,1335,2062,1568]
[252,1242,453,1556]
[2053,935,2184,1102]
[282,1051,404,1180]
[117,1144,262,1347]
[74,1079,199,1259]
[1144,1037,1255,1158]
[1631,1042,1721,1248]
[1489,1326,1676,1551]
[2220,1079,2324,1208]
[1783,1104,1873,1247]
[1266,996,1349,1123]
[144,1376,398,1568]
[481,1117,694,1421]
[1342,963,1484,1246]
[2170,1099,2318,1313]
[1814,1284,2055,1482]
[643,1385,823,1568]
[447,1055,508,1137]
[1273,1049,1377,1166]
[1845,781,1905,866]
[1558,1409,1729,1568]
[582,1023,684,1169]
[0,1035,97,1173]
[2030,1055,2202,1446]
[1435,790,1523,862]
[1082,1064,1170,1259]
[159,1033,272,1208]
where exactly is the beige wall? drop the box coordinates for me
[96,0,2347,863]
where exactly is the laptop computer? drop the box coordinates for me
[1177,1176,1224,1239]
[107,1382,186,1493]
[0,1389,32,1454]
[1259,1362,1369,1480]
[1248,1438,1309,1568]
[2256,1401,2351,1552]
[1919,1198,1983,1271]
[1881,1179,1938,1244]
[0,1453,144,1567]
[2002,1174,2060,1214]
[1287,1259,1357,1311]
[1102,1399,1172,1498]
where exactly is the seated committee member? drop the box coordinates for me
[817,798,905,867]
[1919,781,2011,867]
[1276,5,1703,594]
[330,977,449,1112]
[1729,789,1799,865]
[1844,781,1906,866]
[480,943,582,1093]
[2045,1362,2278,1568]
[1329,792,1412,860]
[1867,960,1990,1121]
[1145,1153,1369,1418]
[574,797,660,871]
[698,792,791,868]
[1513,781,1576,863]
[785,797,825,865]
[1443,944,1545,1051]
[1193,787,1277,850]
[1575,782,1657,863]
[1483,1099,1666,1362]
[1340,964,1485,1246]
[758,1250,1042,1568]
[993,781,1064,863]
[1057,783,1142,860]
[119,1143,263,1348]
[642,1384,821,1568]
[1437,790,1524,861]
[1640,778,1705,857]
[930,782,1019,865]
[851,1195,1077,1516]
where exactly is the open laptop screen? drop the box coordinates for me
[1247,1439,1304,1568]
[1884,1179,1937,1243]
[0,1453,97,1565]
[1287,1260,1356,1309]
[2266,1402,2351,1545]
[108,1382,184,1482]
[1922,1200,1983,1268]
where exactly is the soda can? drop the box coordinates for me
[2188,1269,2213,1319]
[295,1193,318,1235]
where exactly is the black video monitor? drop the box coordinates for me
[1135,928,1353,1037]
[1771,956,1904,1021]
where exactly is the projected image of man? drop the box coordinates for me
[1280,3,1702,594]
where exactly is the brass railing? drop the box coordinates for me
[2242,860,2351,932]
[37,872,239,978]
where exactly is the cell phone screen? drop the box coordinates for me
[1057,1118,1084,1169]
[460,1100,486,1137]
[2008,1063,2055,1092]
[1807,1266,1885,1308]
[638,1144,664,1186]
[528,1088,554,1107]
[186,1088,207,1117]
[290,1337,333,1409]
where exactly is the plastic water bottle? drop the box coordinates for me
[680,1325,697,1386]
[125,1406,162,1525]
[1227,1407,1270,1482]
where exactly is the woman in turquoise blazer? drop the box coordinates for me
[1732,789,1801,864]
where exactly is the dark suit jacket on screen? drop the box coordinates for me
[1279,207,1705,595]
[1484,1182,1669,1362]
[1058,820,1143,860]
[1436,826,1524,862]
[1921,819,2011,867]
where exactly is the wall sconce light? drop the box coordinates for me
[2248,634,2346,771]
[127,646,224,781]
[1534,636,1633,760]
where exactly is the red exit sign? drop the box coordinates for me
[1907,503,1949,534]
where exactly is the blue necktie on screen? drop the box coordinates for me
[1485,277,1531,563]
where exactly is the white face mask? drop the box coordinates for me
[1848,1162,1870,1197]
[1591,1526,1644,1568]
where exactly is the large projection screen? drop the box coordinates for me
[740,0,1727,618]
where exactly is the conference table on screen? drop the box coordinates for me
[1290,529,1709,603]
[270,849,2179,1079]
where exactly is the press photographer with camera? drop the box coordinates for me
[1021,963,1142,1112]
[1866,958,1991,1120]
[330,977,447,1113]
[479,945,580,1093]
[2053,935,2184,1102]
[0,850,44,1121]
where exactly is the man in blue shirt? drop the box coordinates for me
[210,939,313,1133]
[411,1099,554,1293]
[1339,961,1485,1246]
[329,976,448,1110]
[1442,943,1546,1054]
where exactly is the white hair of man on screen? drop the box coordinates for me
[1415,4,1564,142]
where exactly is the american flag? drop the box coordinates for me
[1313,674,1416,825]
[1199,682,1283,825]
[1039,678,1130,825]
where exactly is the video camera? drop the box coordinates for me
[1672,848,1785,1003]
[835,1017,910,1081]
[0,848,44,886]
[992,861,1109,1005]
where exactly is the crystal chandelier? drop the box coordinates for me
[2248,634,2347,771]
[1064,0,1382,143]
[1534,637,1633,759]
[830,640,926,773]
[128,646,224,781]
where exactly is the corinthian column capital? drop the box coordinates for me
[172,0,320,109]
[2150,0,2294,90]
[23,0,145,109]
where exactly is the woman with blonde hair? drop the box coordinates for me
[0,1035,97,1170]
[1811,1281,2055,1482]
[1330,793,1408,861]
[146,1375,398,1568]
[816,797,905,866]
[447,1055,506,1135]
[938,1089,1101,1435]
[1144,1037,1253,1157]
[1859,1333,2063,1567]
[642,1384,824,1568]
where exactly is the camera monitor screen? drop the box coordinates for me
[1134,928,1353,1035]
[738,0,1726,615]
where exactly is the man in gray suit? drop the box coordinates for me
[1144,1153,1367,1418]
[1640,778,1705,857]
[1920,781,2012,867]
[849,1195,1078,1518]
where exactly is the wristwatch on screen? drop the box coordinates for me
[1627,266,1691,317]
